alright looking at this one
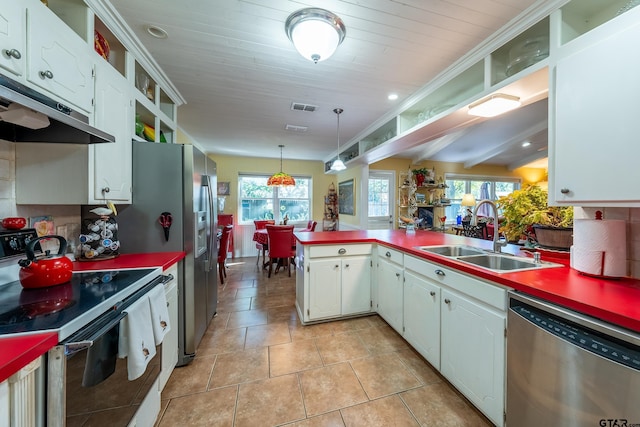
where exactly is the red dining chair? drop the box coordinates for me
[254,220,275,266]
[265,225,295,278]
[304,220,318,232]
[218,225,233,285]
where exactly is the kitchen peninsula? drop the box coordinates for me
[295,229,640,332]
[295,229,640,426]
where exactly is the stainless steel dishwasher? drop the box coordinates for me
[507,291,640,426]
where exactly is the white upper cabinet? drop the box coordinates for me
[92,58,132,203]
[0,2,25,77]
[26,3,94,113]
[551,9,640,205]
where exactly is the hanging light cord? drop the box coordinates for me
[334,108,343,152]
[278,144,284,172]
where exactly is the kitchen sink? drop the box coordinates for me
[456,254,563,273]
[415,245,564,273]
[415,245,486,257]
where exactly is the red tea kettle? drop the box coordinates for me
[18,235,73,289]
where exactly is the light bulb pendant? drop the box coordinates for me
[331,108,345,171]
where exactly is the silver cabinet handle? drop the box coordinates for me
[444,298,451,304]
[39,70,54,79]
[435,269,445,276]
[430,291,436,296]
[560,188,570,194]
[385,251,391,257]
[102,187,110,194]
[3,48,21,59]
[338,248,346,255]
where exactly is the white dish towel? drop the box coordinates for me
[148,284,171,345]
[118,294,156,380]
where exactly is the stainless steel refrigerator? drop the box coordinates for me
[117,141,217,366]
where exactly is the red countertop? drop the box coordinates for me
[0,252,185,384]
[295,229,640,333]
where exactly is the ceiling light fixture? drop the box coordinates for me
[267,145,296,187]
[285,8,346,64]
[522,141,531,147]
[388,93,398,101]
[467,93,521,117]
[330,108,346,171]
[144,24,168,39]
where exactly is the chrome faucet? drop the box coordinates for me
[472,199,507,253]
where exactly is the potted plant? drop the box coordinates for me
[412,167,434,186]
[496,185,573,250]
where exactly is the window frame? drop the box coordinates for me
[443,173,521,224]
[237,174,312,225]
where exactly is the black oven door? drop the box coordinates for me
[47,281,163,427]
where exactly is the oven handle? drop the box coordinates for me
[63,310,127,356]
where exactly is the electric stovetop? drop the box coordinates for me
[0,267,159,340]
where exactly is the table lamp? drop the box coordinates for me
[461,194,476,221]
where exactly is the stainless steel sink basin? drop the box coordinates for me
[456,254,563,273]
[416,245,486,257]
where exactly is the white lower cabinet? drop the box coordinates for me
[308,258,342,320]
[159,263,179,391]
[403,269,440,369]
[401,255,506,427]
[440,288,505,426]
[377,256,404,333]
[296,244,372,323]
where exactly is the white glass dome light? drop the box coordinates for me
[286,8,346,64]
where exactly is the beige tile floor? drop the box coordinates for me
[156,257,493,427]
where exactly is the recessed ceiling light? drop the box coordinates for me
[145,25,168,39]
[388,93,398,101]
[522,141,531,147]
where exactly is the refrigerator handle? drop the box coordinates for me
[205,177,216,271]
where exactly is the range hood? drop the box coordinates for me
[0,74,114,144]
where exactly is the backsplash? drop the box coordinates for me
[2,140,640,277]
[0,140,81,243]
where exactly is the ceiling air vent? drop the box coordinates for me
[285,124,308,132]
[291,102,317,112]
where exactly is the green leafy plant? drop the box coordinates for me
[496,185,573,242]
[411,168,429,175]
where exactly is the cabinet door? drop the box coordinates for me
[308,258,341,320]
[553,19,640,204]
[440,289,505,426]
[92,61,132,203]
[403,270,440,369]
[341,255,371,315]
[0,2,25,77]
[26,4,94,112]
[376,258,403,332]
[160,275,178,391]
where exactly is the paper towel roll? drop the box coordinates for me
[571,219,627,278]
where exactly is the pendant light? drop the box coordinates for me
[267,145,296,187]
[330,108,346,171]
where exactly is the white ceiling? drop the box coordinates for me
[108,0,552,168]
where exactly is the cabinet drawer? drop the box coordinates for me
[377,245,403,265]
[404,255,507,311]
[309,244,372,258]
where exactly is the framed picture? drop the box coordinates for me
[338,179,355,215]
[217,181,230,196]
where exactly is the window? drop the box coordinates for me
[238,175,311,224]
[444,174,520,223]
[368,171,395,230]
[368,173,392,217]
